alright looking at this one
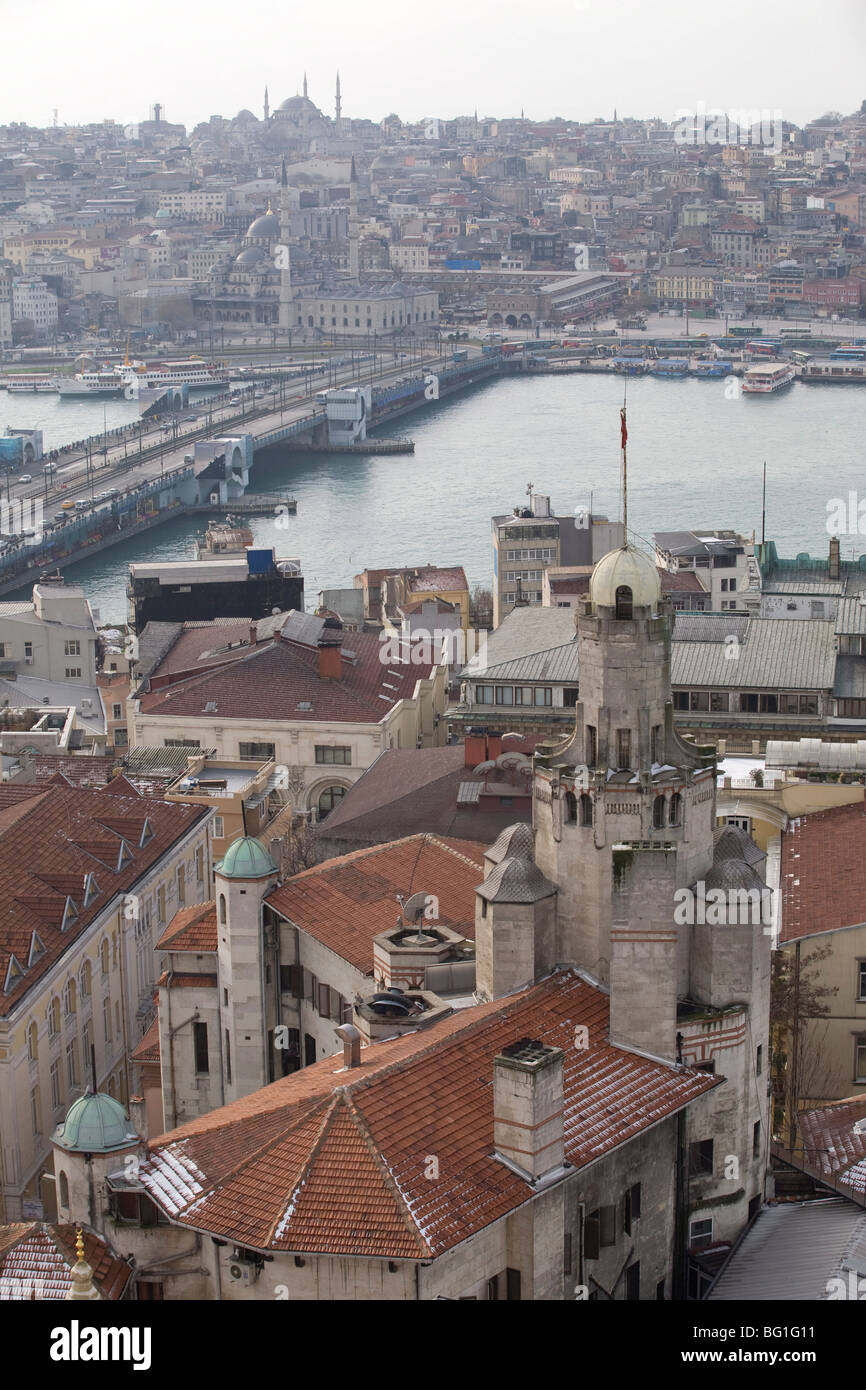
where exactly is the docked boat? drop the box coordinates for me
[2,375,55,392]
[651,358,689,377]
[612,357,650,376]
[53,370,126,398]
[695,360,733,379]
[119,359,230,393]
[741,362,795,394]
[800,358,866,384]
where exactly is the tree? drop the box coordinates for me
[770,940,840,1148]
[12,318,36,345]
[469,583,493,631]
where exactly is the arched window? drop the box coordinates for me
[669,793,682,827]
[653,795,666,830]
[586,725,597,766]
[80,959,91,999]
[48,998,60,1037]
[615,586,633,620]
[565,791,577,824]
[218,894,227,925]
[63,978,76,1017]
[28,1021,38,1062]
[579,794,593,827]
[58,1170,69,1210]
[100,939,109,975]
[318,786,346,819]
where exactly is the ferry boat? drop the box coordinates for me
[650,358,689,377]
[119,359,229,392]
[612,357,650,376]
[741,362,796,394]
[2,375,56,393]
[53,370,126,398]
[800,358,866,384]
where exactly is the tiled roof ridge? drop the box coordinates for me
[156,1092,335,1187]
[425,833,486,870]
[260,1093,344,1247]
[338,1087,432,1257]
[147,639,277,704]
[277,831,484,885]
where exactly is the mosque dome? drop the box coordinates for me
[53,1091,138,1154]
[235,245,266,267]
[155,207,171,221]
[217,835,275,879]
[246,208,281,240]
[278,94,319,117]
[589,544,661,611]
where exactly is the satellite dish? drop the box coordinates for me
[401,890,435,923]
[473,759,497,774]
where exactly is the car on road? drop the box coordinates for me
[54,512,67,523]
[60,499,75,510]
[74,499,89,510]
[18,474,32,484]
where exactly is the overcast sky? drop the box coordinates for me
[3,0,864,132]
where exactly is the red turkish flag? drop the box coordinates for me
[620,407,627,449]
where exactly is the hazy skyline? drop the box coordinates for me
[2,0,864,133]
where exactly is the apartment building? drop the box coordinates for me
[492,493,622,626]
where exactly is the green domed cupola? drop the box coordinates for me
[53,1091,138,1153]
[217,835,276,880]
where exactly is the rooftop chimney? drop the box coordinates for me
[335,1023,362,1069]
[317,632,343,679]
[464,729,487,769]
[249,620,257,646]
[829,535,840,581]
[493,1038,565,1183]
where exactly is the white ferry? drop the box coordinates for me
[54,370,126,398]
[741,362,795,394]
[119,359,229,392]
[800,358,866,384]
[2,374,56,393]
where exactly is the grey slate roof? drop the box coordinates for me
[836,595,866,635]
[708,1199,866,1301]
[474,643,580,684]
[832,655,866,699]
[476,854,557,904]
[671,618,836,691]
[461,607,575,678]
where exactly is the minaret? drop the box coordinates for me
[335,71,342,136]
[264,86,270,122]
[303,72,308,99]
[278,158,292,333]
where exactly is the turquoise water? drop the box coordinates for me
[4,373,864,624]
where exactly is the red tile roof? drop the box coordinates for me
[140,628,436,725]
[797,1097,866,1200]
[139,970,719,1258]
[0,783,207,1017]
[0,1223,132,1300]
[266,834,485,973]
[158,901,218,952]
[131,1014,161,1065]
[779,798,866,943]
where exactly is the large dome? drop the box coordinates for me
[53,1091,137,1154]
[246,209,281,240]
[589,544,661,611]
[217,835,275,879]
[235,245,266,267]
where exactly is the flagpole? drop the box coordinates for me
[620,384,628,545]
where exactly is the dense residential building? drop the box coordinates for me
[0,779,210,1222]
[492,493,622,627]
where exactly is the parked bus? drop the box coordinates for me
[746,340,781,357]
[829,346,866,361]
[791,349,812,365]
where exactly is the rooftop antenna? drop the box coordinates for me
[526,480,534,511]
[761,460,766,547]
[90,1042,97,1094]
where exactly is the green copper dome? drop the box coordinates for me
[53,1091,138,1154]
[217,835,276,879]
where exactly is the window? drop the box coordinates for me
[239,741,276,761]
[103,997,112,1044]
[651,725,662,764]
[112,703,122,720]
[24,642,32,662]
[318,786,346,817]
[756,1044,763,1075]
[100,939,109,975]
[50,1059,62,1110]
[689,1138,714,1176]
[65,668,82,679]
[66,1039,78,1089]
[177,864,186,906]
[689,1216,714,1250]
[64,640,81,656]
[565,791,577,824]
[623,1183,641,1235]
[495,686,513,705]
[63,978,76,1018]
[855,1037,866,1085]
[753,1120,761,1160]
[164,738,200,748]
[615,729,631,769]
[653,795,666,829]
[157,885,166,924]
[195,846,204,883]
[858,962,866,1002]
[213,815,224,840]
[579,794,593,827]
[225,1029,232,1084]
[476,685,494,705]
[193,1021,209,1074]
[113,728,128,748]
[586,725,597,766]
[80,959,91,998]
[710,691,729,712]
[668,793,682,827]
[615,585,633,620]
[304,1033,316,1066]
[625,1262,640,1300]
[673,691,689,711]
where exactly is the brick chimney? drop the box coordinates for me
[493,1038,565,1183]
[317,632,343,679]
[829,535,840,581]
[464,729,487,768]
[249,620,257,646]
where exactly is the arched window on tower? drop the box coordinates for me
[579,794,593,827]
[669,793,682,827]
[218,894,227,925]
[565,791,577,824]
[615,585,633,620]
[59,1170,69,1210]
[653,795,666,829]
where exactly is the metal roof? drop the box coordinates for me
[836,595,866,635]
[832,655,866,699]
[765,737,866,771]
[671,618,836,691]
[473,643,580,684]
[709,1199,866,1301]
[673,613,751,644]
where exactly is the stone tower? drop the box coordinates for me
[214,836,279,1104]
[278,158,293,334]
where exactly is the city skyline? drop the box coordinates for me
[2,0,864,131]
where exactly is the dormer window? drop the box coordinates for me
[139,818,154,848]
[4,954,24,994]
[83,874,100,907]
[116,841,133,871]
[615,586,633,620]
[28,932,46,967]
[61,897,78,932]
